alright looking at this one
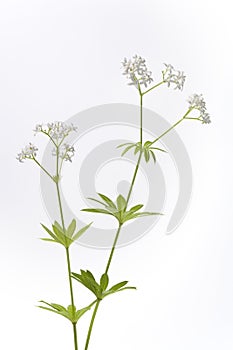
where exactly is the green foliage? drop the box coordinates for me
[40,219,92,248]
[71,270,136,300]
[117,140,167,163]
[82,193,162,224]
[38,301,92,324]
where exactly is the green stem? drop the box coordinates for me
[32,157,54,182]
[84,91,145,350]
[55,147,78,350]
[125,151,143,206]
[150,109,192,146]
[66,247,75,306]
[85,300,101,350]
[142,81,164,95]
[140,93,143,144]
[105,223,122,275]
[72,323,78,350]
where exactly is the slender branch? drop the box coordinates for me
[140,93,143,144]
[85,300,101,350]
[84,90,145,350]
[105,223,122,275]
[142,81,164,95]
[55,146,78,350]
[66,247,75,306]
[126,151,143,207]
[32,157,54,182]
[149,109,192,146]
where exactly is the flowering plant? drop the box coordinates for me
[17,55,211,350]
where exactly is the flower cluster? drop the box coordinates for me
[162,63,186,90]
[52,143,75,162]
[34,121,77,142]
[188,94,211,124]
[16,143,38,162]
[122,55,153,88]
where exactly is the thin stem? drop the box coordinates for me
[142,81,164,95]
[85,300,101,350]
[105,224,122,275]
[140,93,143,144]
[55,182,65,229]
[55,146,78,350]
[66,247,75,306]
[32,157,54,182]
[150,109,192,146]
[72,323,78,350]
[125,151,143,206]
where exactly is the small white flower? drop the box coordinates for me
[122,55,153,88]
[187,94,206,111]
[201,111,211,124]
[16,143,38,162]
[34,124,43,134]
[34,121,77,142]
[52,143,75,162]
[163,63,186,90]
[60,143,75,162]
[187,94,211,124]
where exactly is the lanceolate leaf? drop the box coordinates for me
[66,219,76,238]
[97,193,116,209]
[81,208,114,215]
[129,204,144,213]
[108,281,128,292]
[41,224,57,241]
[100,273,109,291]
[72,222,93,241]
[117,195,126,211]
[121,144,135,156]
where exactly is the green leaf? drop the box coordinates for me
[121,144,135,156]
[97,193,116,209]
[100,273,109,291]
[116,142,134,148]
[108,281,128,292]
[150,150,156,163]
[41,224,57,241]
[144,141,152,147]
[129,204,144,213]
[66,219,76,238]
[116,195,126,211]
[72,222,92,241]
[53,221,64,233]
[150,147,167,153]
[50,303,67,312]
[143,149,150,162]
[105,286,137,297]
[74,305,92,322]
[81,208,113,216]
[52,224,66,244]
[88,197,106,206]
[134,211,163,218]
[72,271,102,299]
[40,238,59,243]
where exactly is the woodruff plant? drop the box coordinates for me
[17,55,211,350]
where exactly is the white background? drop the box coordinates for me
[0,0,233,349]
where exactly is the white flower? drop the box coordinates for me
[201,111,211,124]
[163,63,186,90]
[52,143,75,162]
[187,94,206,111]
[122,55,153,88]
[60,143,75,162]
[16,143,38,162]
[187,94,211,124]
[34,121,77,142]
